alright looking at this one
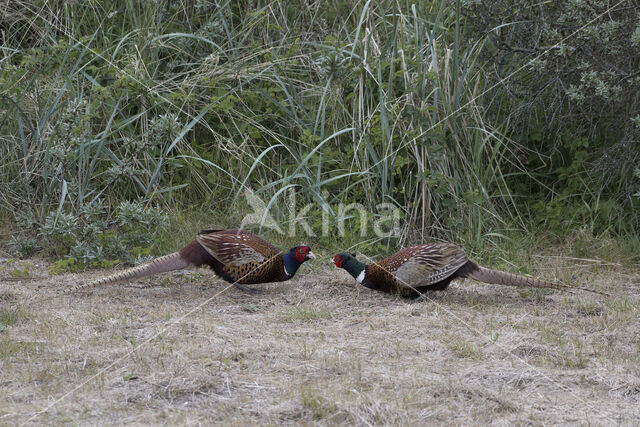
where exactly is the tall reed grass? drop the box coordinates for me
[1,0,541,256]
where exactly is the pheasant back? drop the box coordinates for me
[364,243,469,296]
[195,230,289,284]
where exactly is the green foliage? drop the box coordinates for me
[463,0,640,234]
[10,264,31,279]
[41,213,79,257]
[38,200,166,272]
[0,0,637,263]
[48,258,82,275]
[8,236,37,259]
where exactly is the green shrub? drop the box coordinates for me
[463,0,640,234]
[37,200,167,271]
[0,0,637,262]
[8,236,38,259]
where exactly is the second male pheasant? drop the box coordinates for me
[333,243,605,297]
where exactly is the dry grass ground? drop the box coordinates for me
[1,255,639,425]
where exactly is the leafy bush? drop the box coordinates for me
[0,0,637,263]
[35,200,167,273]
[8,237,37,259]
[463,0,640,233]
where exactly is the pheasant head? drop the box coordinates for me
[333,252,367,283]
[282,245,315,278]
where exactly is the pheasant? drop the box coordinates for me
[333,243,606,297]
[64,229,315,294]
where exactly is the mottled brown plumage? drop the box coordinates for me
[64,229,315,294]
[195,230,285,284]
[334,243,606,297]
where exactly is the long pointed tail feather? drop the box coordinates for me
[62,252,190,294]
[465,265,608,296]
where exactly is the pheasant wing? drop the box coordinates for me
[196,230,278,266]
[394,243,468,287]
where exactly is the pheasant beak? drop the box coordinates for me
[306,251,316,260]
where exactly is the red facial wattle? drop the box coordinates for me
[295,246,309,262]
[334,255,343,268]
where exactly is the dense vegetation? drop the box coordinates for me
[1,0,638,266]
